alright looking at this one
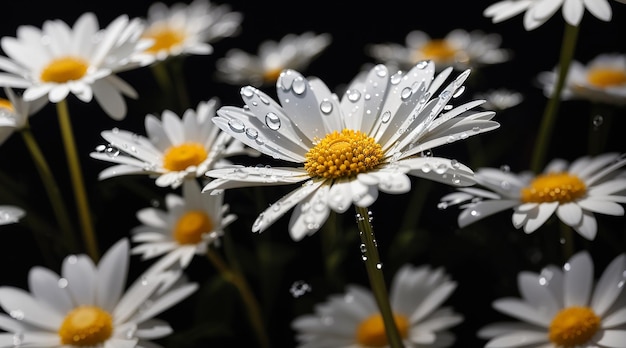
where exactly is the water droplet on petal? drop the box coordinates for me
[347,89,361,102]
[228,119,245,133]
[241,86,255,98]
[57,278,68,288]
[265,112,281,130]
[400,87,412,100]
[592,115,604,129]
[381,110,391,123]
[320,99,333,114]
[245,128,258,139]
[289,280,312,297]
[292,77,306,95]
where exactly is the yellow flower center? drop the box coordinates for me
[417,39,457,61]
[162,142,208,172]
[0,98,14,112]
[549,306,600,347]
[143,26,186,54]
[174,210,213,244]
[587,67,626,88]
[263,67,283,83]
[520,172,586,204]
[40,57,89,83]
[58,306,113,346]
[304,129,383,179]
[356,313,409,347]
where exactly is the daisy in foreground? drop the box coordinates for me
[140,0,242,62]
[0,12,150,119]
[439,152,626,240]
[0,205,25,225]
[484,0,626,30]
[90,99,254,188]
[0,87,47,146]
[478,250,626,348]
[292,263,463,348]
[537,53,626,105]
[131,179,237,274]
[215,32,332,87]
[203,61,500,240]
[366,29,510,73]
[0,238,198,348]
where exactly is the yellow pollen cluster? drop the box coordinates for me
[0,98,14,113]
[417,39,457,61]
[40,57,89,83]
[356,313,409,347]
[587,67,626,88]
[143,26,186,54]
[162,142,208,172]
[549,306,600,347]
[58,306,113,346]
[304,129,383,179]
[520,172,586,204]
[174,210,214,244]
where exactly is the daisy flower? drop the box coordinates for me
[366,29,510,73]
[292,263,463,348]
[0,238,198,348]
[139,0,242,62]
[0,87,47,146]
[474,88,524,111]
[439,152,626,240]
[131,179,237,274]
[537,53,626,105]
[203,62,500,240]
[484,0,625,30]
[478,250,626,348]
[0,12,151,119]
[215,32,332,87]
[0,205,25,225]
[90,99,254,188]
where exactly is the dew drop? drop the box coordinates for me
[347,89,361,102]
[376,263,383,270]
[360,243,367,253]
[265,112,281,130]
[380,110,391,123]
[57,278,68,288]
[9,310,24,320]
[470,210,480,217]
[416,60,429,69]
[12,332,23,347]
[500,165,510,172]
[592,115,604,129]
[421,163,432,173]
[320,99,333,114]
[105,145,120,157]
[453,86,465,98]
[390,72,403,85]
[292,77,306,95]
[400,87,412,100]
[227,119,245,133]
[375,65,387,77]
[289,280,312,297]
[437,202,448,210]
[245,127,258,140]
[241,86,255,98]
[95,144,106,152]
[450,159,460,169]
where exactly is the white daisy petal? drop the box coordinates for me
[134,319,173,339]
[517,272,560,316]
[596,330,626,347]
[492,298,552,326]
[603,307,626,327]
[327,179,354,213]
[458,199,519,228]
[573,212,597,240]
[27,267,74,314]
[485,331,549,348]
[592,253,626,316]
[92,79,127,120]
[523,202,558,233]
[0,287,63,330]
[133,283,198,323]
[288,185,331,240]
[583,0,612,21]
[62,254,97,306]
[555,202,583,226]
[562,0,585,25]
[563,251,593,307]
[96,239,129,312]
[577,198,625,216]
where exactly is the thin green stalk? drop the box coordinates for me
[559,222,575,262]
[205,247,270,348]
[355,206,404,348]
[20,126,78,253]
[169,57,190,111]
[150,62,177,112]
[530,23,580,173]
[56,100,99,261]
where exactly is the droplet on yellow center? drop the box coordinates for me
[417,39,457,61]
[587,68,626,88]
[356,313,409,347]
[520,172,586,204]
[162,142,208,172]
[174,210,213,244]
[58,306,113,346]
[143,26,186,54]
[263,67,283,83]
[304,129,383,179]
[40,57,89,83]
[0,98,14,112]
[549,306,600,347]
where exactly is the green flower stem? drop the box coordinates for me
[150,62,177,111]
[530,23,580,173]
[205,247,270,348]
[355,206,404,348]
[169,57,190,111]
[559,222,575,262]
[19,126,78,253]
[56,100,99,261]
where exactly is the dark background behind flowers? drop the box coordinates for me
[0,0,625,347]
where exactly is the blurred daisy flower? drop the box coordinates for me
[478,250,626,348]
[0,238,198,348]
[90,99,254,188]
[474,88,524,111]
[366,29,511,73]
[131,179,237,274]
[537,53,626,105]
[440,153,626,240]
[0,87,47,146]
[292,263,463,348]
[140,0,242,62]
[0,205,25,225]
[203,62,499,241]
[484,0,625,30]
[215,32,332,87]
[0,12,151,119]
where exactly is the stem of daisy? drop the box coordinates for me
[355,206,404,348]
[150,62,177,112]
[56,100,99,261]
[530,23,579,173]
[19,126,78,253]
[169,57,190,112]
[559,222,575,262]
[206,246,270,348]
